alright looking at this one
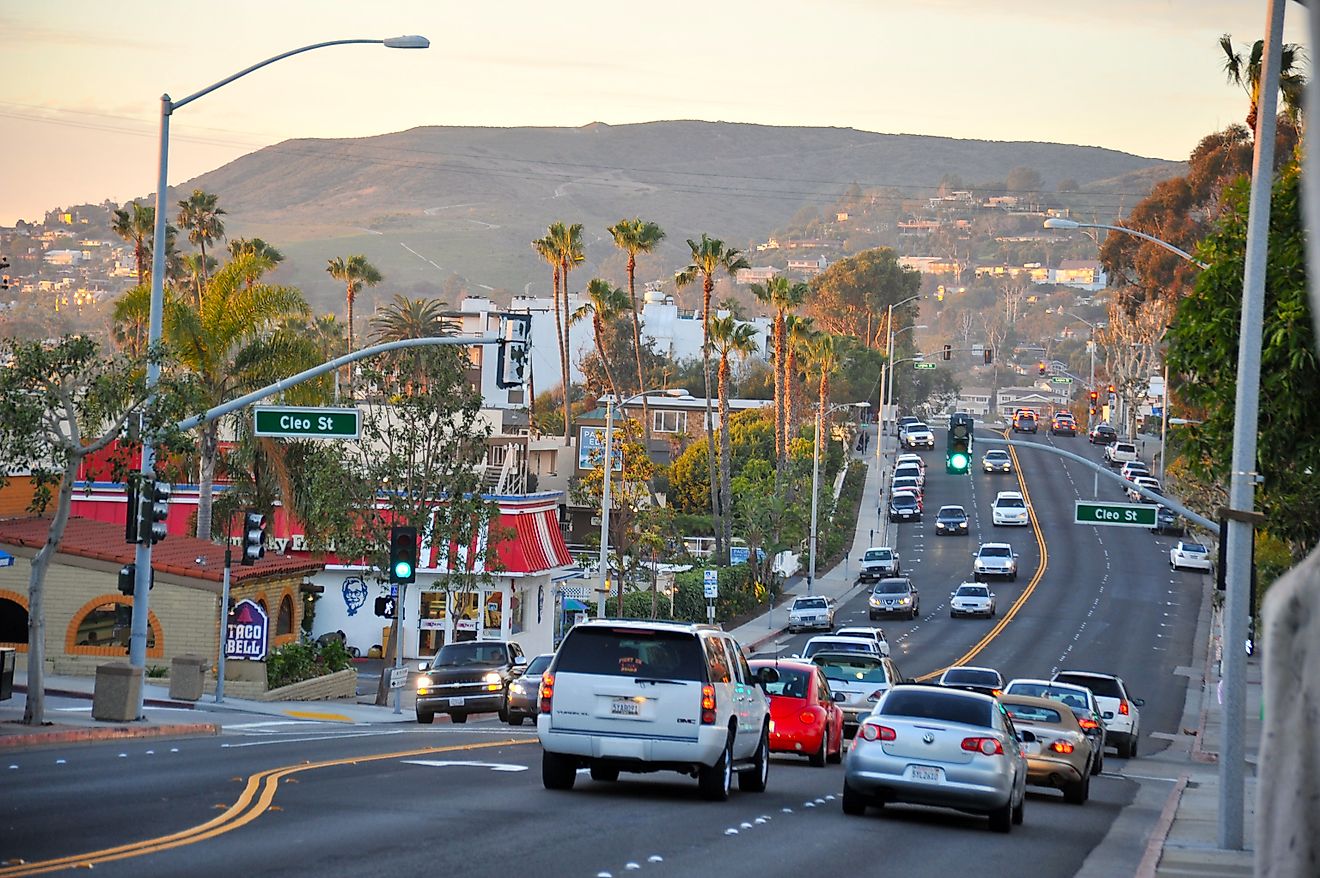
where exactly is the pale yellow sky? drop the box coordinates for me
[0,0,1309,225]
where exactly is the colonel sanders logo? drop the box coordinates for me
[341,576,368,616]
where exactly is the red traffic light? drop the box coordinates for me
[1108,384,1116,394]
[1089,391,1098,401]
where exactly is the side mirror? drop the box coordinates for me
[756,666,780,687]
[950,592,956,598]
[418,662,428,671]
[1133,698,1146,707]
[514,655,528,666]
[833,691,848,702]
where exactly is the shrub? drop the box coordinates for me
[266,638,353,689]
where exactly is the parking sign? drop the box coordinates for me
[703,569,718,599]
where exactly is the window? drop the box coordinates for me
[703,636,732,683]
[73,601,154,649]
[0,595,28,645]
[652,410,687,434]
[879,690,993,727]
[554,628,706,681]
[276,595,294,636]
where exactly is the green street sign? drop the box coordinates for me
[1050,376,1074,384]
[913,362,937,370]
[254,406,360,440]
[1074,501,1157,528]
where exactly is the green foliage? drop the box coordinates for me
[818,461,868,571]
[146,665,169,679]
[667,409,778,514]
[266,638,354,689]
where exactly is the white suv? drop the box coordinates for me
[903,423,936,450]
[537,620,775,801]
[1052,670,1144,757]
[973,543,1018,581]
[1104,441,1139,467]
[991,491,1030,526]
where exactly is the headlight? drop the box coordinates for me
[869,596,881,607]
[483,671,503,684]
[417,676,432,688]
[897,597,910,605]
[936,522,945,529]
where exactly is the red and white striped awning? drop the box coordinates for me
[424,496,571,575]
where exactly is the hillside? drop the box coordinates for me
[177,121,1184,314]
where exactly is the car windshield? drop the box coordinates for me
[939,507,966,519]
[864,549,893,561]
[813,656,888,684]
[1002,702,1063,724]
[793,597,828,610]
[942,668,998,686]
[759,666,812,698]
[910,423,929,432]
[878,689,993,727]
[431,642,508,668]
[985,451,1009,460]
[1007,683,1090,710]
[892,495,917,508]
[553,627,705,680]
[996,497,1025,509]
[874,580,910,595]
[955,585,989,598]
[803,640,872,658]
[524,654,553,675]
[980,546,1012,558]
[1054,673,1123,699]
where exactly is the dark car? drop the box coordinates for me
[936,665,1005,697]
[888,492,922,523]
[935,505,969,536]
[1089,424,1118,445]
[1151,505,1185,536]
[416,640,527,724]
[504,652,553,725]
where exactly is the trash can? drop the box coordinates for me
[0,648,14,701]
[169,654,208,702]
[92,662,143,722]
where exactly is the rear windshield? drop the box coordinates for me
[1002,702,1063,724]
[942,668,997,686]
[554,628,705,681]
[1180,543,1209,554]
[524,655,553,675]
[874,580,910,595]
[760,667,812,698]
[878,689,993,728]
[1007,683,1090,711]
[431,642,507,668]
[814,656,888,684]
[803,640,872,658]
[1053,674,1122,698]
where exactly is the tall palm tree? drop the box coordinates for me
[545,223,585,445]
[325,254,383,355]
[751,277,808,481]
[110,285,153,358]
[532,232,568,441]
[181,253,216,305]
[228,238,284,289]
[110,201,155,287]
[608,218,666,438]
[369,294,452,342]
[805,333,848,535]
[708,315,760,554]
[675,234,749,561]
[175,189,226,295]
[571,279,633,402]
[783,314,816,462]
[161,253,315,539]
[1219,33,1306,131]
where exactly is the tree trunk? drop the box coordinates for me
[550,266,569,444]
[701,275,722,561]
[627,256,651,445]
[195,422,219,540]
[773,312,786,484]
[786,347,800,456]
[595,316,621,402]
[560,262,573,446]
[718,355,733,556]
[21,463,77,725]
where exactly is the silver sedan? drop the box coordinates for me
[842,686,1028,833]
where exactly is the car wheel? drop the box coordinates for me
[416,710,434,725]
[827,728,843,765]
[841,780,869,816]
[869,612,880,621]
[910,608,919,620]
[542,751,577,791]
[809,730,828,768]
[1092,750,1105,775]
[449,712,468,724]
[1012,793,1025,825]
[498,706,510,724]
[590,764,620,783]
[1010,572,1018,582]
[739,727,771,791]
[950,610,956,618]
[1119,737,1137,758]
[699,736,734,801]
[1064,773,1089,805]
[988,798,1013,833]
[509,714,526,727]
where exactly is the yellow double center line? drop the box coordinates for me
[0,738,534,876]
[915,429,1050,682]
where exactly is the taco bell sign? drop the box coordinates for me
[226,599,270,660]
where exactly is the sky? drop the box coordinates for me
[0,0,1310,226]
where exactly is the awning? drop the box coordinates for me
[563,598,588,611]
[0,550,13,568]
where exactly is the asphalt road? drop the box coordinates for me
[0,430,1206,878]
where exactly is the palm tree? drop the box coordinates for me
[180,253,216,304]
[325,254,383,355]
[708,315,760,554]
[1219,33,1306,131]
[175,189,227,295]
[783,314,816,461]
[572,279,633,402]
[532,232,568,441]
[544,223,585,445]
[110,201,155,287]
[805,333,848,533]
[675,234,750,561]
[751,277,808,481]
[110,285,155,358]
[228,238,284,289]
[158,253,315,539]
[608,218,666,438]
[369,294,452,342]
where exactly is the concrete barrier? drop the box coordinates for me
[168,654,208,702]
[92,663,142,722]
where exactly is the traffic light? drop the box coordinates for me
[942,344,952,361]
[374,595,397,618]
[983,348,993,365]
[117,563,153,595]
[136,478,171,544]
[1089,389,1099,414]
[1108,384,1116,395]
[496,313,531,389]
[240,510,266,566]
[1038,361,1047,376]
[946,414,974,475]
[390,525,418,584]
[935,285,945,302]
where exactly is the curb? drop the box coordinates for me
[1135,774,1189,878]
[0,721,221,751]
[746,627,789,653]
[13,684,197,711]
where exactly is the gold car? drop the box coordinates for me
[1000,694,1095,805]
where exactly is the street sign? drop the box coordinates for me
[254,406,359,440]
[389,666,410,689]
[913,362,937,370]
[1074,501,1157,528]
[703,569,718,599]
[225,599,269,660]
[1050,376,1073,385]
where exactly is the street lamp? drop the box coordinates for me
[1063,310,1100,430]
[1043,218,1209,269]
[882,296,923,435]
[808,401,870,594]
[596,388,687,617]
[130,36,429,715]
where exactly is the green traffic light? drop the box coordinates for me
[951,452,969,470]
[393,560,413,579]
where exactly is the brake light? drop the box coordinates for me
[858,724,896,743]
[1118,699,1130,716]
[1049,740,1075,754]
[701,685,717,725]
[1078,717,1099,730]
[799,709,818,725]
[539,673,555,714]
[961,737,1004,756]
[991,689,1002,698]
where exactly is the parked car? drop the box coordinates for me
[842,686,1028,833]
[999,694,1095,803]
[537,619,776,800]
[868,577,920,620]
[1126,476,1163,503]
[891,476,924,500]
[810,651,907,733]
[1104,441,1139,467]
[1089,424,1118,445]
[1119,460,1151,482]
[1151,505,1185,536]
[895,453,927,472]
[892,462,926,487]
[888,491,923,523]
[787,595,836,633]
[936,665,1004,697]
[982,449,1013,473]
[935,505,970,535]
[1003,678,1107,770]
[1051,670,1144,759]
[973,543,1018,582]
[504,652,554,725]
[858,546,901,582]
[749,659,844,767]
[991,491,1030,527]
[833,626,891,657]
[949,582,996,618]
[1170,540,1213,573]
[903,423,936,450]
[416,640,528,725]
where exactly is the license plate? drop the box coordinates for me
[449,697,466,707]
[611,698,641,717]
[910,765,941,783]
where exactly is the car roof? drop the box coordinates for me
[941,665,1000,676]
[573,618,717,635]
[995,490,1024,499]
[864,546,895,553]
[891,490,919,500]
[938,505,967,514]
[998,693,1077,717]
[835,626,884,637]
[955,581,990,589]
[1006,677,1092,695]
[748,658,817,673]
[1053,670,1121,682]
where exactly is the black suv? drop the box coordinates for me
[416,640,526,724]
[1089,424,1118,445]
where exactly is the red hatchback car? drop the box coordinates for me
[749,659,845,767]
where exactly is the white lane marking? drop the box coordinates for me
[221,729,415,748]
[402,759,528,772]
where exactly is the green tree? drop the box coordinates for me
[783,314,816,452]
[1218,33,1306,131]
[805,248,921,349]
[532,232,567,440]
[227,238,284,289]
[675,234,750,562]
[750,276,808,481]
[325,254,382,357]
[572,279,633,402]
[369,294,452,343]
[175,189,226,297]
[110,201,157,287]
[708,316,760,554]
[608,218,667,438]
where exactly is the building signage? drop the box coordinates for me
[703,569,719,599]
[225,599,270,660]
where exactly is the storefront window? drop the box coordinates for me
[74,601,154,649]
[418,590,449,655]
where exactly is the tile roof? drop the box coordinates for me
[0,516,322,584]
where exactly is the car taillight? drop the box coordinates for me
[1049,740,1075,754]
[799,710,817,725]
[539,673,555,714]
[1118,699,1130,716]
[1078,717,1099,730]
[961,737,1004,756]
[858,724,896,743]
[701,685,717,724]
[991,689,1002,698]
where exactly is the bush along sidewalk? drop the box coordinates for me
[592,563,769,627]
[266,638,354,689]
[817,460,867,573]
